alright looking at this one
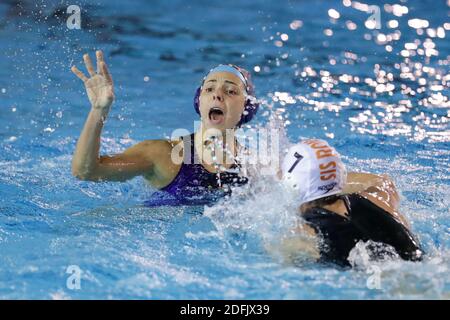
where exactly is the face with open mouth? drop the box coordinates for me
[199,71,246,130]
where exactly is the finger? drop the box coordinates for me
[100,61,113,84]
[96,50,104,74]
[71,66,88,82]
[83,53,96,77]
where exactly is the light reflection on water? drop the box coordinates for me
[0,0,448,299]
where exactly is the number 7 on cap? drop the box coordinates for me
[288,152,303,173]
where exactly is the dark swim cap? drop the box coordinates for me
[193,64,259,126]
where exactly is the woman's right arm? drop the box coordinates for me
[70,50,159,182]
[71,105,160,182]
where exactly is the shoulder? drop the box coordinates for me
[128,134,190,165]
[345,171,400,209]
[345,172,395,193]
[118,139,180,171]
[133,139,174,148]
[126,139,184,186]
[126,139,180,156]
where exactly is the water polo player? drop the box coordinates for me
[280,139,424,267]
[71,51,257,205]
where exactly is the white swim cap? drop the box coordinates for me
[281,139,347,205]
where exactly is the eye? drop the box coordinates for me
[227,89,238,95]
[204,87,213,93]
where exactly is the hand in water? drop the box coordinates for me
[71,50,114,110]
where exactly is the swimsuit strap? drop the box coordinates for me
[188,132,241,169]
[190,133,196,164]
[178,133,196,165]
[342,194,352,217]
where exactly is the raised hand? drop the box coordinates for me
[71,50,114,110]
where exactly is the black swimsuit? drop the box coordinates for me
[302,193,424,267]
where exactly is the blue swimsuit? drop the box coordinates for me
[144,133,248,206]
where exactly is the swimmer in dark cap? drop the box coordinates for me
[279,139,424,267]
[71,51,258,205]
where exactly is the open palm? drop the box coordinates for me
[71,50,114,110]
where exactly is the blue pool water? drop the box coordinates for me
[0,0,449,299]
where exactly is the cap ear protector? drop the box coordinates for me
[193,65,259,127]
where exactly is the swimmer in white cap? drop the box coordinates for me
[280,139,423,267]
